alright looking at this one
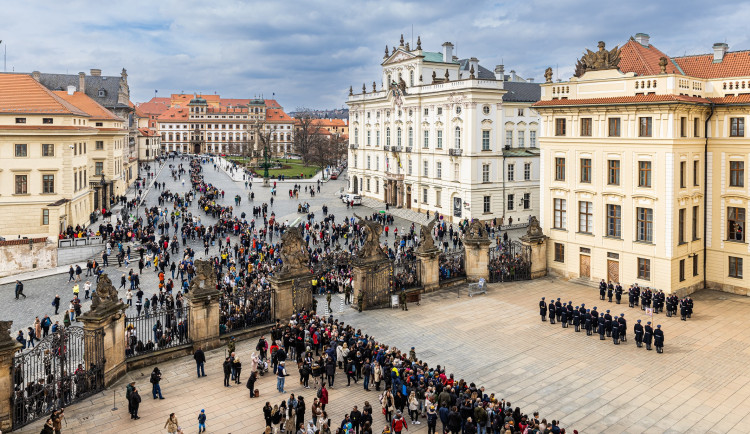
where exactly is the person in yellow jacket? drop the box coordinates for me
[72,283,80,298]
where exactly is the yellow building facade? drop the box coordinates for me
[535,34,750,295]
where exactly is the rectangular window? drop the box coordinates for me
[366,178,370,191]
[507,164,514,181]
[679,259,686,282]
[483,196,491,213]
[636,207,654,242]
[423,160,428,177]
[43,118,53,124]
[376,156,379,171]
[580,118,592,136]
[693,255,699,276]
[553,198,567,229]
[95,162,104,175]
[42,209,49,225]
[517,108,524,116]
[639,117,652,137]
[507,194,515,211]
[524,163,531,180]
[728,207,745,241]
[580,158,591,183]
[367,156,371,169]
[15,118,26,124]
[353,155,357,168]
[638,258,651,280]
[523,192,530,209]
[608,118,621,137]
[423,188,428,203]
[437,107,442,115]
[578,201,593,234]
[42,174,55,194]
[555,157,565,181]
[505,131,513,147]
[692,205,699,240]
[680,117,687,137]
[437,130,443,149]
[729,256,743,278]
[96,141,104,150]
[730,117,745,137]
[376,130,380,146]
[436,162,442,178]
[607,160,620,185]
[424,108,429,116]
[42,144,55,157]
[607,204,621,238]
[529,131,536,147]
[423,130,429,148]
[730,161,744,187]
[408,159,412,175]
[15,144,27,157]
[694,117,700,137]
[435,190,441,207]
[679,161,686,188]
[679,208,686,244]
[638,161,652,187]
[483,164,490,183]
[482,131,490,151]
[693,160,699,186]
[15,175,28,194]
[555,118,566,136]
[554,243,565,262]
[367,131,371,146]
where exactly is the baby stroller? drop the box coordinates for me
[257,358,269,376]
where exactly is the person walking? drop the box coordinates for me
[150,367,164,399]
[164,413,179,434]
[194,348,206,378]
[129,385,141,420]
[234,355,243,384]
[15,280,26,300]
[223,356,232,387]
[198,409,207,433]
[68,265,75,282]
[247,371,258,398]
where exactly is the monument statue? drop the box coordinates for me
[280,226,310,274]
[544,67,553,83]
[190,259,217,295]
[466,219,488,240]
[524,216,545,239]
[418,216,439,252]
[575,41,621,77]
[354,214,386,260]
[90,273,122,311]
[0,320,14,345]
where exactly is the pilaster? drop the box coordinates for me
[417,248,440,292]
[464,238,491,281]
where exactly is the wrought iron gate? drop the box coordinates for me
[362,261,393,309]
[292,276,314,312]
[11,326,105,430]
[488,240,531,282]
[391,257,422,290]
[439,249,466,281]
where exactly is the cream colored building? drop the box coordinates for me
[535,33,750,295]
[346,36,541,223]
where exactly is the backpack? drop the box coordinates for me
[150,372,158,384]
[393,419,404,432]
[317,388,323,399]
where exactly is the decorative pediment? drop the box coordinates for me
[383,49,418,65]
[451,116,463,123]
[481,119,493,126]
[393,119,404,126]
[421,121,430,127]
[435,121,443,127]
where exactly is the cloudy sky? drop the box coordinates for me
[3,0,749,110]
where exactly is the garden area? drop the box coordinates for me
[226,157,320,179]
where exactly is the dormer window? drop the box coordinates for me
[98,89,106,98]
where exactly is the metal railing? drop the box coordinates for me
[393,146,403,152]
[405,147,413,153]
[124,305,191,358]
[350,144,359,150]
[449,148,463,156]
[58,236,104,248]
[219,286,274,334]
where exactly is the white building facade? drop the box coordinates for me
[347,37,541,223]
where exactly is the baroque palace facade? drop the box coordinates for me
[535,33,750,295]
[347,36,541,223]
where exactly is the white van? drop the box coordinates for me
[341,193,362,205]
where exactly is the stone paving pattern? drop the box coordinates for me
[16,278,750,433]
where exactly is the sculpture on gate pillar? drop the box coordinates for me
[418,216,439,253]
[466,219,488,241]
[190,260,217,296]
[521,216,545,241]
[280,226,309,274]
[354,214,387,260]
[89,274,124,312]
[0,321,13,346]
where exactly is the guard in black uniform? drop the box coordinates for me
[598,315,606,340]
[686,296,694,318]
[607,281,614,302]
[560,307,568,328]
[628,285,635,308]
[633,284,640,307]
[604,310,613,337]
[599,279,606,300]
[634,319,644,347]
[615,283,623,304]
[618,313,627,342]
[549,299,556,324]
[654,324,665,353]
[567,301,574,325]
[591,307,599,332]
[611,318,620,344]
[680,298,688,321]
[573,306,581,332]
[555,298,563,322]
[539,297,547,322]
[584,309,592,335]
[643,321,654,351]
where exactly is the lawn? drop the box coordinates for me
[226,157,320,179]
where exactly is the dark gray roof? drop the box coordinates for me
[34,73,131,110]
[458,59,495,80]
[502,81,541,103]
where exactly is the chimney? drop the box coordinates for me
[528,78,534,83]
[510,70,517,82]
[713,42,729,63]
[78,72,85,93]
[442,42,454,63]
[494,65,505,81]
[31,71,41,82]
[90,69,101,76]
[634,33,650,47]
[66,85,76,96]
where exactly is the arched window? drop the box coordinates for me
[397,127,402,147]
[386,128,391,146]
[455,127,461,148]
[408,127,413,148]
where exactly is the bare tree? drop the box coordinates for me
[293,108,325,165]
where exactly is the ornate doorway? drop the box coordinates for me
[579,255,591,278]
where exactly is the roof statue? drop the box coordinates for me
[432,70,437,83]
[445,69,450,82]
[384,45,389,59]
[90,273,122,312]
[399,34,405,48]
[526,216,545,238]
[469,65,475,79]
[576,41,621,76]
[544,67,553,83]
[280,226,309,274]
[354,214,386,260]
[659,57,668,74]
[416,36,422,50]
[418,215,439,252]
[373,81,377,92]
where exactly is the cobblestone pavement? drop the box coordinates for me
[17,278,750,433]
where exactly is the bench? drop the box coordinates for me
[467,279,487,297]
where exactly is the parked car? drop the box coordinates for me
[330,172,338,180]
[341,194,362,205]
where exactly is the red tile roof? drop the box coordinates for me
[266,108,292,122]
[0,73,90,116]
[53,91,123,121]
[157,106,189,121]
[708,94,750,104]
[673,51,750,79]
[619,40,681,76]
[138,127,158,136]
[137,100,170,116]
[534,94,710,107]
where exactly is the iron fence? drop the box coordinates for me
[219,286,274,335]
[392,257,421,290]
[125,305,191,358]
[488,241,531,282]
[11,326,105,430]
[439,249,466,281]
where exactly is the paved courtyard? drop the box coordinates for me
[17,277,750,433]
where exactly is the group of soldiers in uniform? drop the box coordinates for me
[539,297,665,353]
[599,280,695,321]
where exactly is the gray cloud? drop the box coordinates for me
[2,0,749,110]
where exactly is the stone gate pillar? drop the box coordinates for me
[464,220,491,281]
[352,257,391,310]
[520,217,548,279]
[186,260,221,351]
[270,270,310,320]
[417,248,440,292]
[0,323,22,432]
[79,274,128,387]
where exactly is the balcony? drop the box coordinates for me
[393,146,403,153]
[449,148,463,156]
[384,145,392,152]
[350,144,359,150]
[405,147,412,153]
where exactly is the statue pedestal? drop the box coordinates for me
[464,238,491,281]
[520,233,548,279]
[0,339,21,431]
[417,248,440,292]
[270,270,311,320]
[186,288,221,351]
[263,177,270,187]
[80,302,127,387]
[352,256,391,310]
